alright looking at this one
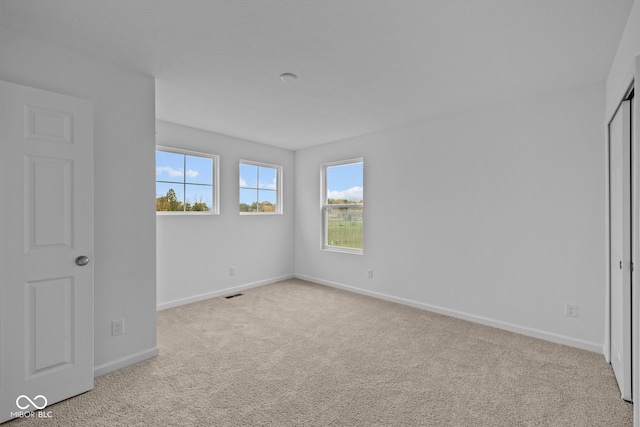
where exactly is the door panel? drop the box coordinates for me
[610,99,632,401]
[0,80,94,422]
[27,156,74,249]
[28,277,74,374]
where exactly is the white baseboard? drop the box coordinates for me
[156,274,295,311]
[94,347,160,378]
[294,274,602,354]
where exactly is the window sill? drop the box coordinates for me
[239,212,283,216]
[322,246,363,255]
[156,211,218,216]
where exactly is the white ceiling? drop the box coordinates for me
[0,0,634,150]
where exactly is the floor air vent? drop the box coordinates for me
[224,293,243,299]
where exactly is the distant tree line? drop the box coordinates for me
[328,198,363,205]
[240,201,276,212]
[156,188,210,212]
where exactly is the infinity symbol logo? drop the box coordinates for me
[16,395,48,410]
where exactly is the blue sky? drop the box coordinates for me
[156,151,213,207]
[239,164,277,205]
[327,162,363,202]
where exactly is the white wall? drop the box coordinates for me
[156,121,295,310]
[606,0,639,120]
[295,84,606,352]
[0,27,158,375]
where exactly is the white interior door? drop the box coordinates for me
[0,80,94,422]
[610,99,633,402]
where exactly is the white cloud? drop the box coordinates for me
[156,167,200,179]
[239,177,247,187]
[259,176,277,190]
[328,186,363,202]
[156,166,183,178]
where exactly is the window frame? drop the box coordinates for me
[155,146,220,215]
[321,158,364,255]
[239,159,283,215]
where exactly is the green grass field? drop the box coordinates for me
[327,219,363,249]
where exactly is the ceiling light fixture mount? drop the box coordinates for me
[280,73,297,83]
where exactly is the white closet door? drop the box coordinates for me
[610,99,632,402]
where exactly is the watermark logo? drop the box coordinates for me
[16,395,47,411]
[11,394,52,419]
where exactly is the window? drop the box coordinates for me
[239,160,282,214]
[156,147,219,214]
[322,159,363,254]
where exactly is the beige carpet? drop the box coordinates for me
[7,279,633,426]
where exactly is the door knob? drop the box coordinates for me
[620,260,623,270]
[75,256,90,266]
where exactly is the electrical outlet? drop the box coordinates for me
[367,269,373,279]
[230,267,236,277]
[565,303,577,318]
[112,319,124,336]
